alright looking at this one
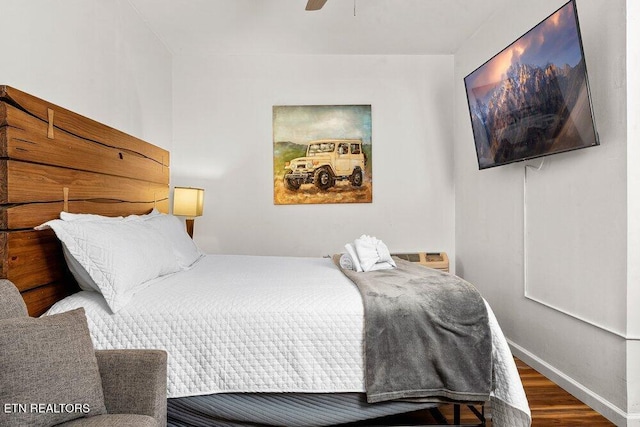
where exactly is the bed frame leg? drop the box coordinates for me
[429,407,449,424]
[428,403,486,426]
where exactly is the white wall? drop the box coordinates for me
[0,0,172,149]
[627,0,640,422]
[454,0,633,424]
[6,0,635,420]
[172,54,455,260]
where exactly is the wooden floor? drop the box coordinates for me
[355,358,614,426]
[511,358,614,426]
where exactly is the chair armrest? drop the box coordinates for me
[95,349,167,427]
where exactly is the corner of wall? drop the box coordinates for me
[627,0,640,420]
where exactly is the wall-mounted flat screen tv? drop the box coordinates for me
[464,0,599,170]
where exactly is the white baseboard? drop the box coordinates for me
[628,416,640,427]
[508,339,640,426]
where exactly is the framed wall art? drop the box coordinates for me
[273,104,372,205]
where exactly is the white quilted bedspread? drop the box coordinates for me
[46,255,530,426]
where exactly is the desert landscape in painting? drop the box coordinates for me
[273,105,372,205]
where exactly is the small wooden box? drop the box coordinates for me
[391,252,449,273]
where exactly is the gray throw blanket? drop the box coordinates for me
[334,256,492,404]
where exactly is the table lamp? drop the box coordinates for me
[172,187,204,238]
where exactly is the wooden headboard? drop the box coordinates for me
[0,86,170,316]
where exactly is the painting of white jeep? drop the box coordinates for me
[283,139,367,191]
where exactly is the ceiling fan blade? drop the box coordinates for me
[306,0,328,11]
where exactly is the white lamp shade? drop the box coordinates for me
[173,187,204,218]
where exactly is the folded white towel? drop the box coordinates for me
[339,253,355,270]
[353,235,396,272]
[344,243,363,272]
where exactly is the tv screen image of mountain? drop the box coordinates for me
[464,0,599,170]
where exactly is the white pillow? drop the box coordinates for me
[123,208,162,222]
[62,244,100,292]
[144,214,203,269]
[60,209,160,223]
[38,219,180,313]
[60,212,123,222]
[58,209,169,294]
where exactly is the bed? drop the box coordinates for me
[0,86,531,426]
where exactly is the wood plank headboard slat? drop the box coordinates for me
[1,199,170,230]
[0,85,169,167]
[0,85,171,316]
[1,104,168,184]
[2,160,169,205]
[3,229,65,291]
[22,281,79,317]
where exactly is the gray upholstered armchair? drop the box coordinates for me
[0,280,167,427]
